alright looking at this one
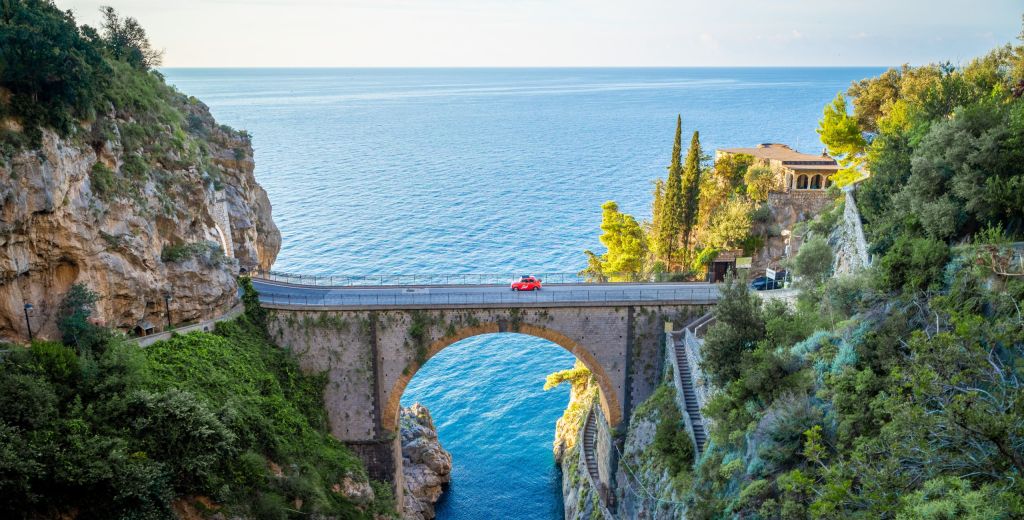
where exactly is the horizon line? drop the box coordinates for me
[159,64,896,70]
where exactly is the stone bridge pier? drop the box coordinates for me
[263,301,710,503]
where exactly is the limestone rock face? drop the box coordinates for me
[612,400,688,520]
[400,404,452,520]
[0,98,279,342]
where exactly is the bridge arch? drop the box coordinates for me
[382,321,623,433]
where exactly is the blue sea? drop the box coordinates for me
[163,67,882,519]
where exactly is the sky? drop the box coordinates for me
[61,0,1022,68]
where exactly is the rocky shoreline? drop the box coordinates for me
[400,404,452,520]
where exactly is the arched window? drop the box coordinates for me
[810,175,822,189]
[787,174,794,190]
[797,175,808,189]
[824,177,833,189]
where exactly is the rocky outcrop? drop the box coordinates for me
[553,363,609,519]
[0,93,279,342]
[613,384,689,520]
[831,187,871,275]
[400,404,451,520]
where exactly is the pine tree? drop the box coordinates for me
[598,201,647,281]
[680,130,703,256]
[655,115,685,268]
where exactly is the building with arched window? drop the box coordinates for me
[704,143,840,281]
[716,143,838,193]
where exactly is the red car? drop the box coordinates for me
[511,275,542,291]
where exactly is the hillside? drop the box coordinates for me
[0,1,280,342]
[0,3,398,518]
[568,29,1024,519]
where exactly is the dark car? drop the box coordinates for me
[750,270,788,291]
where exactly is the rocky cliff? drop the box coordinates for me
[612,383,689,520]
[0,85,280,342]
[552,363,608,519]
[400,404,452,520]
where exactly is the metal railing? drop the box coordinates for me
[250,269,697,287]
[256,286,719,307]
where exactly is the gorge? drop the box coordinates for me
[3,2,1023,519]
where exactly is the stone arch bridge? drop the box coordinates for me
[253,277,717,501]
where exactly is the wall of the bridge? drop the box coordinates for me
[264,302,709,493]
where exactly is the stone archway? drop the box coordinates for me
[381,321,624,434]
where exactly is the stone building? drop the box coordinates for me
[710,144,840,280]
[716,143,838,194]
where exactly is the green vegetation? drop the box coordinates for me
[161,241,226,266]
[1,1,232,221]
[581,201,648,281]
[584,113,778,281]
[664,32,1024,519]
[649,385,694,480]
[680,130,705,253]
[544,360,593,391]
[0,0,162,145]
[654,115,687,267]
[0,281,394,518]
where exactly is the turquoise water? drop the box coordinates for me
[164,68,882,519]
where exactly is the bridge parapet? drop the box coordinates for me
[253,270,707,287]
[257,286,717,309]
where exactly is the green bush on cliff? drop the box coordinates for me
[677,33,1024,518]
[0,282,392,519]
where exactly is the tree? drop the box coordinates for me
[594,201,647,281]
[579,250,606,283]
[655,116,685,268]
[817,94,868,187]
[705,197,754,250]
[100,6,162,69]
[744,166,776,203]
[791,236,834,286]
[695,153,750,247]
[0,0,110,141]
[680,130,704,256]
[701,272,765,386]
[649,177,665,262]
[57,283,105,350]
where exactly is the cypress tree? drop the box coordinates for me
[680,130,703,256]
[656,115,685,268]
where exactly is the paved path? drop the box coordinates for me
[252,279,719,308]
[135,302,244,347]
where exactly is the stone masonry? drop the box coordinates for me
[263,302,710,503]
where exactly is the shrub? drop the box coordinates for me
[807,199,844,237]
[0,0,111,144]
[702,272,765,386]
[750,395,824,475]
[123,389,237,494]
[792,236,834,285]
[161,241,225,266]
[878,235,949,292]
[30,340,79,381]
[90,162,117,198]
[57,283,107,350]
[654,394,694,477]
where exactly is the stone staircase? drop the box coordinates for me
[583,409,601,483]
[673,339,707,454]
[580,406,617,519]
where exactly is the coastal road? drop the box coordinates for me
[252,279,720,308]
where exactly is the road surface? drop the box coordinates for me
[252,279,720,308]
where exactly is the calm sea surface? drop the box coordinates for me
[163,68,882,519]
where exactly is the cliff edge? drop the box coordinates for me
[0,74,280,341]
